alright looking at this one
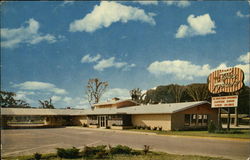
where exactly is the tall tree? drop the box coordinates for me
[130,88,145,103]
[169,84,185,103]
[38,98,55,109]
[0,91,30,108]
[86,78,108,106]
[186,83,210,101]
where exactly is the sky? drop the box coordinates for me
[1,1,249,109]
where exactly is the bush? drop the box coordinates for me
[82,145,107,157]
[110,145,132,155]
[56,147,80,159]
[33,153,42,160]
[208,120,216,133]
[143,145,150,155]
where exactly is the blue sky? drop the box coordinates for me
[1,1,249,109]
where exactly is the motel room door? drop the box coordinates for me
[99,116,107,128]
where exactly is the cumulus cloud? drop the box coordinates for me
[13,81,67,95]
[15,91,35,104]
[69,1,156,32]
[175,13,216,38]
[81,54,136,71]
[236,11,250,18]
[238,52,250,64]
[51,95,62,102]
[101,88,131,101]
[1,18,62,48]
[147,59,211,80]
[164,0,191,8]
[147,58,250,83]
[93,57,135,71]
[133,1,158,5]
[81,54,101,63]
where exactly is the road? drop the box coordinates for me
[1,127,250,160]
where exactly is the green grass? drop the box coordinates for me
[3,152,230,160]
[127,129,250,139]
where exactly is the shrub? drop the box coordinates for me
[56,147,80,159]
[110,145,132,155]
[82,123,88,127]
[82,145,107,157]
[153,127,157,130]
[143,145,150,155]
[131,150,142,155]
[94,150,108,159]
[158,126,162,131]
[33,153,42,160]
[208,120,216,133]
[147,126,151,130]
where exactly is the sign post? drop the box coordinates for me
[208,67,244,130]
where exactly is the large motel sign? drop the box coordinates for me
[207,67,244,129]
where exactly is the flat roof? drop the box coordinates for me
[93,99,138,106]
[1,101,210,116]
[1,108,86,116]
[85,101,210,115]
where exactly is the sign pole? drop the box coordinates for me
[218,108,221,130]
[234,107,238,126]
[227,107,230,131]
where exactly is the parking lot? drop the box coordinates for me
[1,127,250,160]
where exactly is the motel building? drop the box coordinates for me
[1,98,218,131]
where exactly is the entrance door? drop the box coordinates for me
[99,116,106,127]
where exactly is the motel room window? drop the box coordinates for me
[203,115,208,125]
[198,115,203,125]
[191,114,196,125]
[184,114,191,126]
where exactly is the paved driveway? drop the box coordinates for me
[1,127,250,160]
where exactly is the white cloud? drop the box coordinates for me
[164,0,191,8]
[15,91,35,104]
[93,57,136,71]
[147,59,211,80]
[134,1,158,5]
[69,1,156,32]
[1,18,61,48]
[13,81,67,95]
[238,52,250,64]
[236,11,250,18]
[81,54,101,63]
[147,59,250,83]
[51,95,62,102]
[175,13,216,38]
[101,88,131,101]
[81,54,136,71]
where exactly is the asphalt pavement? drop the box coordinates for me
[1,127,250,160]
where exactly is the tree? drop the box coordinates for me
[39,98,55,109]
[130,88,145,104]
[0,90,30,108]
[85,78,108,106]
[169,84,185,103]
[186,83,210,101]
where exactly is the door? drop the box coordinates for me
[99,116,106,127]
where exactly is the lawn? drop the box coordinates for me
[3,152,230,160]
[127,129,250,139]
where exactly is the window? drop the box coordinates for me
[191,114,196,125]
[184,114,191,126]
[198,115,203,125]
[203,115,208,125]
